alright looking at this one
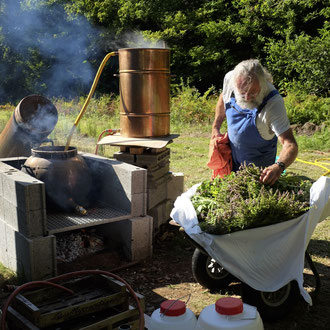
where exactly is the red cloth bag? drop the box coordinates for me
[207,132,232,179]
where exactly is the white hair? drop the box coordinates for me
[231,59,273,109]
[232,59,273,86]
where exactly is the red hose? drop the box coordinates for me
[1,270,144,330]
[95,129,119,155]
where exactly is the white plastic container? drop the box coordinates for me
[149,299,197,330]
[196,297,263,330]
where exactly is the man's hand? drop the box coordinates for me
[259,164,282,185]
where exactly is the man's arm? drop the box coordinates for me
[212,93,226,138]
[259,128,298,185]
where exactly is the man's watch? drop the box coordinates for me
[275,161,286,172]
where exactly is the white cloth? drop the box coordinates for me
[170,176,330,305]
[222,71,291,139]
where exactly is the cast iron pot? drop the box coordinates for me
[22,146,92,212]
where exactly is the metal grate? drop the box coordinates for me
[47,207,131,234]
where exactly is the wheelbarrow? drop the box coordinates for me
[169,176,330,321]
[170,219,320,321]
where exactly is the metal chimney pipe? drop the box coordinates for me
[0,95,58,158]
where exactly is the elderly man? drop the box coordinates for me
[212,59,298,185]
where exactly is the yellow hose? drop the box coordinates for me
[64,51,118,151]
[296,157,330,176]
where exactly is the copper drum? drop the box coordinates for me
[0,95,58,158]
[22,146,91,212]
[118,48,170,137]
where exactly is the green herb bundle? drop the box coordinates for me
[191,164,313,235]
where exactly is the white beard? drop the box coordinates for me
[234,86,268,110]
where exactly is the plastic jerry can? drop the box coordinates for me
[196,297,264,330]
[149,299,197,330]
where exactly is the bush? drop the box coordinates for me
[265,25,330,96]
[170,81,218,126]
[284,90,330,125]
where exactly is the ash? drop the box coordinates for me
[56,229,105,263]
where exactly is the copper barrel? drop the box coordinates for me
[0,95,58,157]
[118,48,170,137]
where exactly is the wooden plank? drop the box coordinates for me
[79,306,140,330]
[6,306,40,330]
[36,293,127,328]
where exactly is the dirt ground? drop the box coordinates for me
[54,219,330,330]
[0,221,329,329]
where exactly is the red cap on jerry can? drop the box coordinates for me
[160,300,186,316]
[215,297,243,315]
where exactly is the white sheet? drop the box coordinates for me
[170,176,330,305]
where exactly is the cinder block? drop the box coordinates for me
[136,148,170,167]
[97,216,153,262]
[147,175,170,210]
[147,161,170,185]
[0,219,7,264]
[130,192,147,217]
[0,157,27,170]
[0,166,46,210]
[167,172,184,201]
[127,216,153,261]
[0,219,56,281]
[82,153,147,196]
[3,199,47,237]
[148,199,174,230]
[113,151,136,164]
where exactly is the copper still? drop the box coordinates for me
[22,146,92,212]
[118,48,170,137]
[0,95,58,158]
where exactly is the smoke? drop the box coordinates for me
[0,0,99,98]
[120,31,168,49]
[0,0,167,101]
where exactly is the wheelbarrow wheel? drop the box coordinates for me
[241,280,300,321]
[192,248,236,290]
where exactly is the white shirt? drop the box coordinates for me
[222,71,291,140]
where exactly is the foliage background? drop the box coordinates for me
[0,0,329,104]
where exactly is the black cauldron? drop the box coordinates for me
[22,146,92,212]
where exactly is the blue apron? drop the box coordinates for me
[225,90,279,171]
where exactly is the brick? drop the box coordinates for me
[3,199,47,237]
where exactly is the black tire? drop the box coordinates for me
[241,281,300,321]
[191,248,236,290]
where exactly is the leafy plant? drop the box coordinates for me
[191,164,313,235]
